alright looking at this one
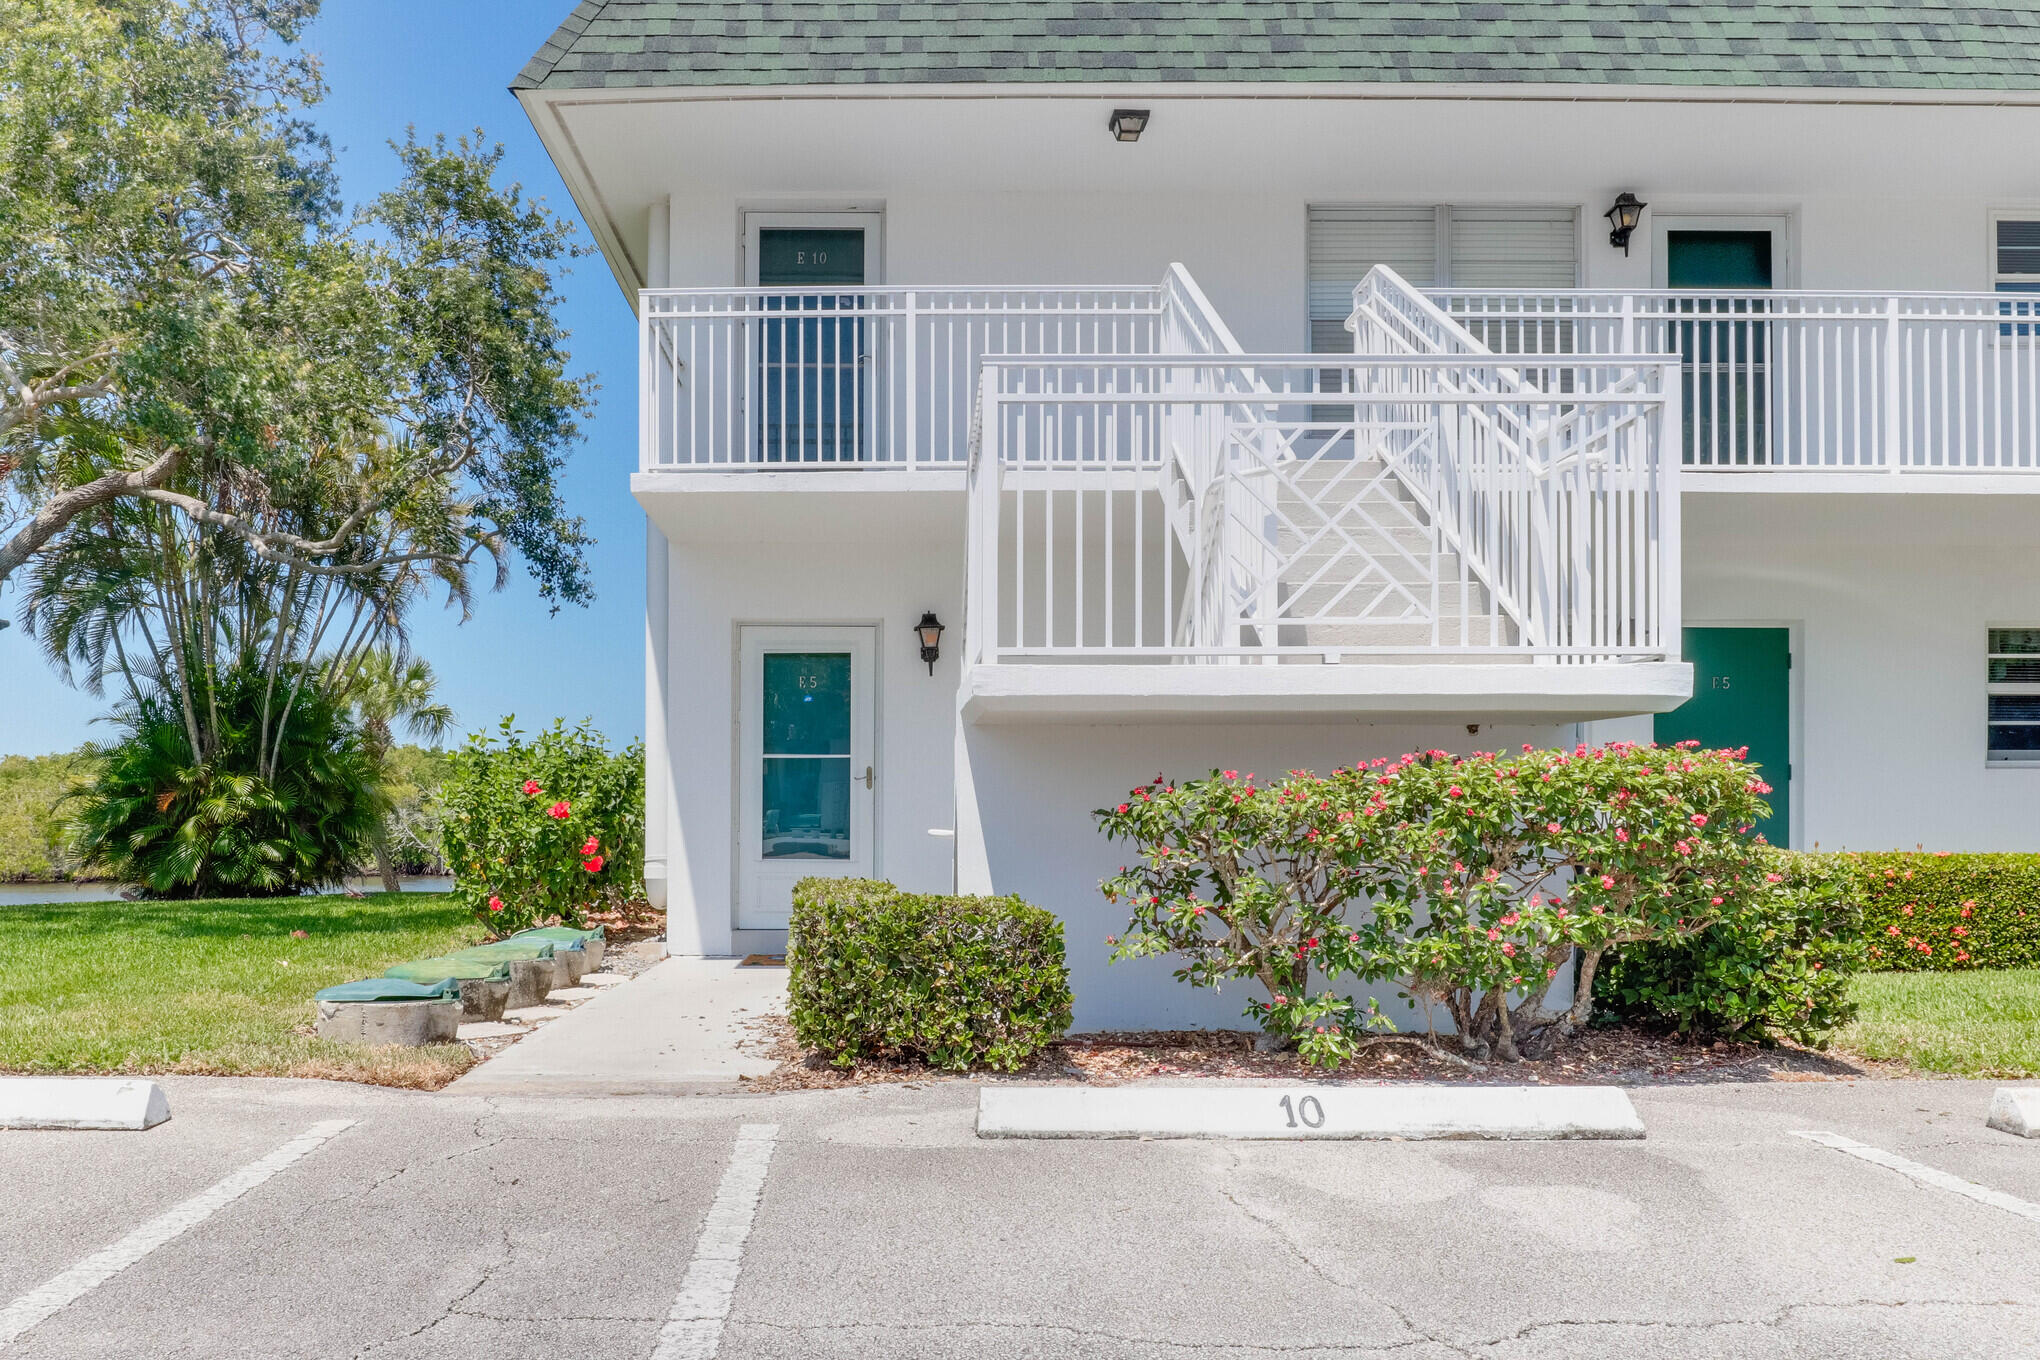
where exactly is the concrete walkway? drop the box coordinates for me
[448,956,784,1096]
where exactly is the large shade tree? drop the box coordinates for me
[4,0,599,893]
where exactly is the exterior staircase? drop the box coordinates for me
[1237,452,1518,657]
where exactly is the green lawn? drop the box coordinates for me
[1837,969,2040,1078]
[0,892,486,1087]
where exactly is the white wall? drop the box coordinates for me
[607,93,2040,339]
[955,717,1584,1031]
[1685,495,2040,852]
[659,521,964,953]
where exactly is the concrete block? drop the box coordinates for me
[553,946,589,986]
[1987,1087,2040,1138]
[315,999,462,1046]
[0,1077,170,1130]
[581,938,605,971]
[977,1084,1646,1141]
[456,977,509,1022]
[505,957,553,1010]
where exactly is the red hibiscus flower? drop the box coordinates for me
[582,856,605,873]
[488,896,504,913]
[548,800,571,820]
[581,836,601,856]
[522,780,541,797]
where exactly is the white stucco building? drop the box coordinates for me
[517,1,2040,1028]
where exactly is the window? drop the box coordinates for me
[1306,205,1579,354]
[1988,628,2040,763]
[1992,216,2040,337]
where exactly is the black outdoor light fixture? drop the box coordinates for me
[1604,192,1648,255]
[915,612,946,675]
[1108,108,1150,142]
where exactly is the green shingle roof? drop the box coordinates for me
[515,1,2040,93]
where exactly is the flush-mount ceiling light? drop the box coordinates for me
[1108,108,1150,143]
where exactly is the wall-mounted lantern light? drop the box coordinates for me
[1108,109,1150,143]
[1604,192,1647,255]
[915,612,946,675]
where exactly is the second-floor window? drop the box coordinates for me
[1306,205,1579,354]
[1994,216,2040,336]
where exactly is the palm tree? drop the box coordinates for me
[343,651,454,892]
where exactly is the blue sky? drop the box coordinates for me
[0,1,643,757]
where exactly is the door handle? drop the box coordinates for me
[863,765,874,790]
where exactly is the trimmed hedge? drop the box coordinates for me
[1848,852,2040,971]
[1593,848,1867,1045]
[787,877,1073,1071]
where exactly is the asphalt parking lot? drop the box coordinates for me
[2,1077,2037,1359]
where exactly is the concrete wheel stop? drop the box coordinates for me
[314,999,462,1045]
[1987,1087,2040,1139]
[0,1077,171,1131]
[976,1084,1646,1141]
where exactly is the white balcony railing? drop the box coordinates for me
[1432,289,2040,473]
[963,350,1680,667]
[639,285,1172,470]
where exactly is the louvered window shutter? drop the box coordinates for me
[1307,205,1580,353]
[1307,208,1438,354]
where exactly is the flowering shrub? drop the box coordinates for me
[1592,847,1864,1044]
[1096,743,1829,1066]
[440,718,644,931]
[1847,851,2040,971]
[788,877,1073,1071]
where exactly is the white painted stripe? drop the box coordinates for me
[0,1118,355,1348]
[1792,1130,2040,1225]
[652,1122,781,1360]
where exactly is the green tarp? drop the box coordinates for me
[447,939,556,964]
[509,926,605,947]
[385,955,511,984]
[316,977,461,1003]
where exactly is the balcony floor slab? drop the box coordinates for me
[961,661,1694,725]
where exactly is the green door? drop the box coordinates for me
[1654,627,1791,846]
[758,228,867,463]
[1667,230,1773,466]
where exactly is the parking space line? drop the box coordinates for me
[652,1122,781,1360]
[1792,1130,2040,1225]
[0,1118,356,1348]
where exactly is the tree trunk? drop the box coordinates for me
[371,827,401,895]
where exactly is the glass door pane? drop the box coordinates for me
[759,652,852,860]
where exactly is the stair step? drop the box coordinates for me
[1275,578,1486,615]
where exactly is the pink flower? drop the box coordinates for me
[1116,803,1129,814]
[1615,828,1630,843]
[1545,822,1561,833]
[522,779,541,796]
[1690,814,1708,827]
[1765,873,1783,884]
[488,896,504,913]
[1486,928,1500,941]
[582,855,605,873]
[1600,875,1616,890]
[290,929,307,939]
[581,835,601,856]
[1501,942,1516,957]
[548,800,571,819]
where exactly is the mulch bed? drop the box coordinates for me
[737,1014,1904,1092]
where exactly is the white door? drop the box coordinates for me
[737,626,876,929]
